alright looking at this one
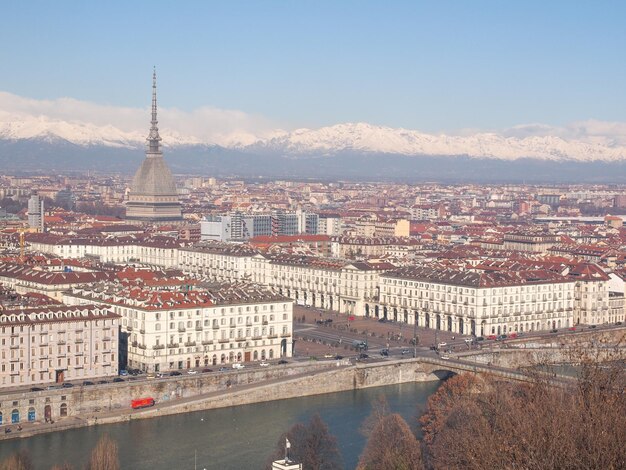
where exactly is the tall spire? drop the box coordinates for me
[147,67,162,154]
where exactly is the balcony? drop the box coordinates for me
[167,343,179,349]
[75,339,83,343]
[268,334,278,339]
[201,340,213,345]
[195,326,203,331]
[10,344,19,349]
[131,341,138,348]
[127,326,133,332]
[57,340,66,346]
[184,341,196,347]
[280,333,291,338]
[212,324,219,330]
[140,329,146,335]
[262,321,268,326]
[153,344,165,350]
[138,344,147,350]
[218,339,229,344]
[178,327,186,333]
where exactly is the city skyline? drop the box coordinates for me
[0,1,625,148]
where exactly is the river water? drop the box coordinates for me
[0,381,440,469]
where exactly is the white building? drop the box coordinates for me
[378,266,576,336]
[64,281,293,373]
[0,305,119,389]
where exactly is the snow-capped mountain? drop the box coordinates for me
[1,115,625,162]
[250,122,626,162]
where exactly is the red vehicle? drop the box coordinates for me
[508,333,518,339]
[487,335,497,340]
[131,397,155,409]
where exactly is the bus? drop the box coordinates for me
[131,397,155,409]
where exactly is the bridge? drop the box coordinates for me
[415,355,574,385]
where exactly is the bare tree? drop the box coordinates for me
[357,413,423,470]
[359,394,391,438]
[84,434,119,470]
[266,413,343,470]
[50,464,74,470]
[0,450,33,470]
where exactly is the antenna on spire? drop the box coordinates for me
[147,67,162,153]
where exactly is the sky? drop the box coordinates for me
[1,0,625,138]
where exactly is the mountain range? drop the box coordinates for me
[2,116,626,182]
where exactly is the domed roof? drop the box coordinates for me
[130,155,177,196]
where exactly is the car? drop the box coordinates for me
[589,325,597,329]
[437,342,447,349]
[46,384,62,390]
[380,349,389,357]
[440,354,450,360]
[358,353,369,359]
[82,381,95,386]
[113,377,125,383]
[508,333,518,339]
[616,321,623,326]
[496,334,508,341]
[62,382,74,388]
[187,369,198,375]
[119,370,128,376]
[146,373,156,379]
[218,367,228,372]
[201,368,213,373]
[97,380,109,384]
[569,326,577,331]
[476,336,485,342]
[550,329,558,334]
[278,360,289,365]
[378,318,387,323]
[464,338,474,344]
[156,373,163,378]
[334,355,343,360]
[30,387,44,392]
[487,335,497,340]
[323,353,334,358]
[259,361,269,367]
[128,377,139,381]
[169,371,182,376]
[232,363,245,369]
[401,348,410,355]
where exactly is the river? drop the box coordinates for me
[0,381,440,469]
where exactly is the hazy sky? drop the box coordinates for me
[1,0,625,133]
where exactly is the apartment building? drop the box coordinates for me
[378,266,576,336]
[0,305,119,389]
[64,281,292,373]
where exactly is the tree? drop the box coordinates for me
[266,413,343,470]
[359,394,390,438]
[0,450,33,470]
[50,464,74,470]
[357,413,423,470]
[419,354,626,470]
[84,434,119,470]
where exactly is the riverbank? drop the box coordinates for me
[0,358,440,441]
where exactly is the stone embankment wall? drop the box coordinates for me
[0,359,440,433]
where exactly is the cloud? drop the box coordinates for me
[0,91,287,146]
[501,120,626,147]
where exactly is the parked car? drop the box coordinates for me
[550,329,558,334]
[187,369,198,375]
[496,334,508,341]
[380,349,389,357]
[487,335,497,340]
[97,380,109,384]
[119,370,128,376]
[437,342,447,349]
[476,336,485,342]
[378,318,387,323]
[202,368,213,373]
[508,333,518,339]
[589,325,597,329]
[146,374,156,379]
[278,360,289,365]
[401,349,410,355]
[324,353,334,358]
[334,355,343,360]
[616,321,623,326]
[113,378,125,383]
[232,363,245,369]
[62,382,74,388]
[169,371,182,376]
[358,353,369,360]
[218,367,228,372]
[82,381,95,386]
[440,354,450,360]
[259,361,269,367]
[30,387,44,392]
